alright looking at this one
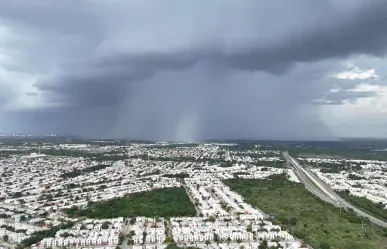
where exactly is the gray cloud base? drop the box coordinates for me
[1,0,387,140]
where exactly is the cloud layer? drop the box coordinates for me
[1,0,387,140]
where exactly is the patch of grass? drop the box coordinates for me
[65,187,195,218]
[224,174,387,249]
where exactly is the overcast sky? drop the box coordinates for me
[1,0,387,141]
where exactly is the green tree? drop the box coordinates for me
[19,215,27,222]
[165,236,174,243]
[213,233,220,243]
[207,216,216,222]
[46,194,54,201]
[289,217,298,225]
[101,222,109,229]
[142,231,147,245]
[294,230,306,239]
[319,242,331,249]
[258,239,268,249]
[13,192,22,198]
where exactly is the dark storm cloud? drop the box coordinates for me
[228,0,387,72]
[1,0,387,139]
[30,0,387,110]
[0,0,102,36]
[34,52,201,107]
[110,62,339,141]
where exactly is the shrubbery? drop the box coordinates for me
[65,187,195,218]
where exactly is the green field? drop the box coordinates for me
[65,187,196,218]
[224,174,387,249]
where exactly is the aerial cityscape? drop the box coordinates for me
[2,0,387,249]
[0,138,387,249]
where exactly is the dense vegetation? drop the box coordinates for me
[131,154,222,165]
[0,150,32,156]
[339,191,387,222]
[348,174,365,180]
[40,149,128,161]
[1,225,15,232]
[65,187,195,218]
[224,174,387,249]
[295,160,366,173]
[60,164,111,178]
[253,160,285,168]
[163,173,190,178]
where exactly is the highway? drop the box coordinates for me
[283,152,387,228]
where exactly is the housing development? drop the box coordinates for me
[1,139,387,249]
[304,157,387,207]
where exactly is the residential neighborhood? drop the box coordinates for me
[299,157,387,208]
[1,140,387,249]
[0,142,308,249]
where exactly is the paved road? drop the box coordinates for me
[182,184,200,217]
[283,152,340,205]
[283,152,387,228]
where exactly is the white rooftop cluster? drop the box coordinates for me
[1,142,306,248]
[305,157,387,208]
[172,172,299,247]
[130,217,166,244]
[38,218,123,248]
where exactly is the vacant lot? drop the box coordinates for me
[224,174,387,249]
[65,187,196,218]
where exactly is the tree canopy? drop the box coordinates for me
[65,187,196,218]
